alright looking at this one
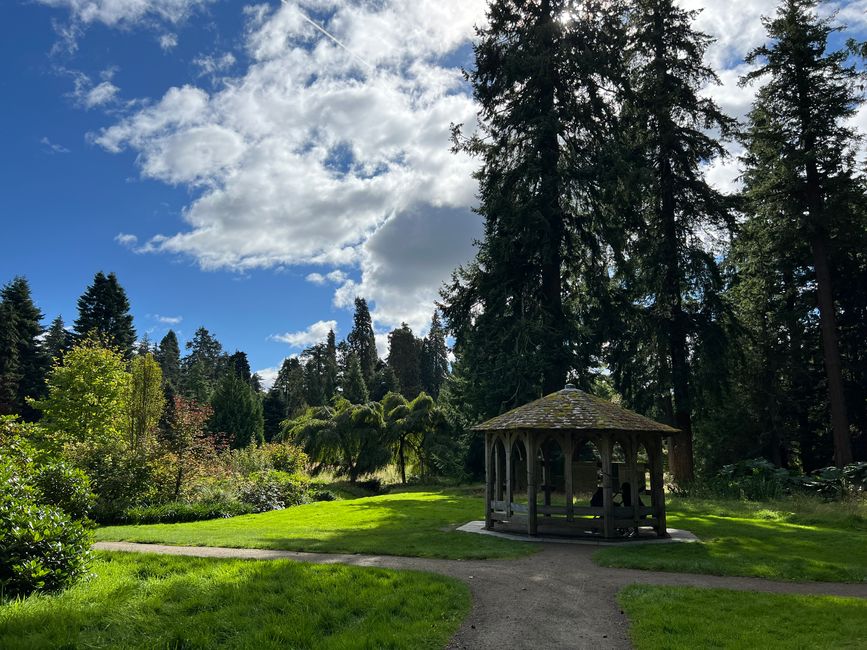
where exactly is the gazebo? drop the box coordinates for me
[474,384,678,539]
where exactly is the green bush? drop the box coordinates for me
[121,500,255,524]
[267,443,308,474]
[239,471,310,512]
[32,462,95,521]
[0,437,92,599]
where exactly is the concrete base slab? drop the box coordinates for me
[456,520,697,545]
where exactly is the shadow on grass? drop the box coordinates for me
[0,552,470,650]
[595,506,867,582]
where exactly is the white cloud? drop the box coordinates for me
[159,33,178,51]
[37,0,211,28]
[67,68,120,109]
[115,232,138,247]
[270,319,337,348]
[40,136,70,154]
[193,52,236,77]
[306,269,347,285]
[254,365,280,391]
[153,314,183,324]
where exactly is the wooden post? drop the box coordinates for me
[494,438,503,501]
[651,437,668,538]
[484,432,493,530]
[526,433,538,535]
[600,436,615,538]
[505,435,513,520]
[564,433,574,522]
[542,443,552,517]
[630,435,640,533]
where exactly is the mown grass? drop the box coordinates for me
[0,552,470,649]
[595,496,867,582]
[96,489,537,559]
[619,584,867,649]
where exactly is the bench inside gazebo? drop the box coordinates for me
[474,384,678,539]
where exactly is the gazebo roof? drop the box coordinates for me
[473,385,678,434]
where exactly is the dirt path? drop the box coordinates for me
[93,541,867,650]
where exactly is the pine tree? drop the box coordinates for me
[209,371,264,448]
[156,330,181,388]
[180,327,224,400]
[347,298,378,384]
[0,277,48,417]
[387,323,422,399]
[73,272,137,357]
[301,344,327,406]
[44,316,70,365]
[739,0,865,467]
[609,0,735,482]
[420,311,449,400]
[441,0,628,416]
[229,350,252,383]
[324,329,339,401]
[342,354,369,404]
[0,301,21,415]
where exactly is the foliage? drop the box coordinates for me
[0,552,470,650]
[31,339,131,448]
[286,397,388,482]
[209,371,264,448]
[387,323,422,399]
[97,489,536,559]
[619,585,867,650]
[162,395,219,501]
[120,499,255,524]
[346,297,378,384]
[383,391,457,483]
[72,272,136,358]
[341,354,369,404]
[0,276,47,419]
[125,353,164,455]
[419,310,449,399]
[180,326,224,402]
[0,423,92,598]
[155,330,181,388]
[239,470,310,512]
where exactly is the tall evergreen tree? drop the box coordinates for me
[229,350,252,383]
[387,323,422,399]
[156,330,181,388]
[262,388,288,442]
[0,277,48,416]
[44,316,70,364]
[346,297,378,384]
[609,0,735,482]
[420,311,449,400]
[324,329,339,401]
[180,326,224,401]
[441,0,628,416]
[369,365,401,402]
[274,356,307,417]
[342,354,369,404]
[209,371,264,448]
[73,272,136,357]
[301,343,327,406]
[739,0,865,467]
[0,301,21,415]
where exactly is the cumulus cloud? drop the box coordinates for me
[67,68,120,109]
[254,365,280,391]
[271,319,337,348]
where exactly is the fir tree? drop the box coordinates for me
[274,356,307,416]
[369,365,401,402]
[156,330,181,388]
[442,0,628,416]
[387,323,422,399]
[262,388,288,441]
[180,327,224,400]
[229,350,252,383]
[609,0,735,482]
[739,0,865,467]
[0,277,48,416]
[324,329,339,401]
[347,298,378,384]
[0,301,21,415]
[342,354,369,404]
[209,371,264,448]
[420,311,449,400]
[44,316,70,364]
[73,272,136,357]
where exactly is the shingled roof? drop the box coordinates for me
[473,385,678,434]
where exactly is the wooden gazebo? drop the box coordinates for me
[474,385,677,539]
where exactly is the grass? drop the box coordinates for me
[96,488,537,560]
[595,496,867,582]
[0,551,470,649]
[618,584,867,649]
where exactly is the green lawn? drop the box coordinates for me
[619,584,867,649]
[96,489,536,559]
[595,496,867,582]
[0,552,470,649]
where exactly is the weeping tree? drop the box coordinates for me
[285,397,389,482]
[608,0,735,483]
[442,0,629,418]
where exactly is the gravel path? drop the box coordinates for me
[94,541,867,650]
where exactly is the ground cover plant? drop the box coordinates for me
[595,496,867,582]
[96,488,535,560]
[618,584,867,649]
[0,552,470,650]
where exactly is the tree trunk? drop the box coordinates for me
[811,233,852,466]
[399,438,406,484]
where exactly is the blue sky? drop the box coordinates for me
[1,0,865,385]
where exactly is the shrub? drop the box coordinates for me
[239,470,310,513]
[32,462,95,521]
[0,438,92,599]
[267,443,308,474]
[121,500,254,524]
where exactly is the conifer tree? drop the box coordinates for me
[369,365,400,402]
[274,356,307,416]
[324,329,339,401]
[0,301,21,415]
[209,371,264,448]
[156,330,181,388]
[739,0,865,466]
[44,316,70,364]
[180,327,224,400]
[387,323,422,399]
[229,350,252,383]
[347,298,378,384]
[73,272,136,357]
[0,277,48,416]
[420,311,449,400]
[609,0,735,482]
[342,354,369,404]
[442,0,628,415]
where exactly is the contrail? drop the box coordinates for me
[280,0,375,72]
